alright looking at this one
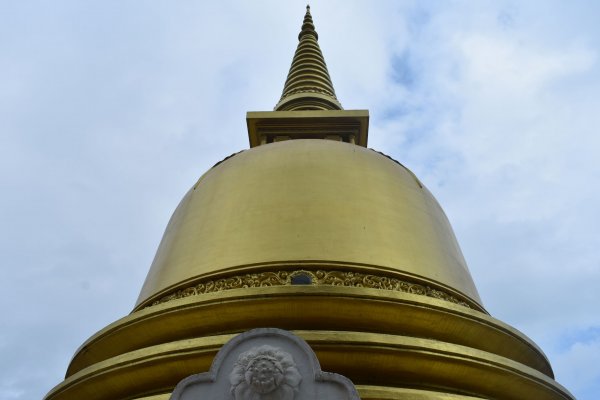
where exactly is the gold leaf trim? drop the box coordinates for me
[147,269,471,309]
[284,87,337,98]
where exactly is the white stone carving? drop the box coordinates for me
[169,328,360,400]
[229,345,302,400]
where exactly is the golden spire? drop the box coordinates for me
[274,5,343,111]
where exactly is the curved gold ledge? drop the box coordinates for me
[132,396,170,400]
[357,386,485,399]
[47,331,574,400]
[67,286,551,377]
[130,385,486,400]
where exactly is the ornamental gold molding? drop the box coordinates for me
[148,270,471,309]
[285,87,337,97]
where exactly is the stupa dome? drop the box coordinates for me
[137,139,482,310]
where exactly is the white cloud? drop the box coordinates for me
[555,334,600,398]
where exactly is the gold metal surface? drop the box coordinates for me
[132,396,170,400]
[47,330,574,400]
[356,386,486,399]
[128,387,487,400]
[137,140,482,308]
[68,286,550,378]
[275,6,342,111]
[146,267,473,309]
[247,110,369,147]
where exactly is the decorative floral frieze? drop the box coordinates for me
[147,269,471,309]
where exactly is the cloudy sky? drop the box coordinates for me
[1,1,599,399]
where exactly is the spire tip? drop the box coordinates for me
[275,4,342,111]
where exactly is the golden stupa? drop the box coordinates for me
[45,7,574,400]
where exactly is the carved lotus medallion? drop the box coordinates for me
[229,345,302,400]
